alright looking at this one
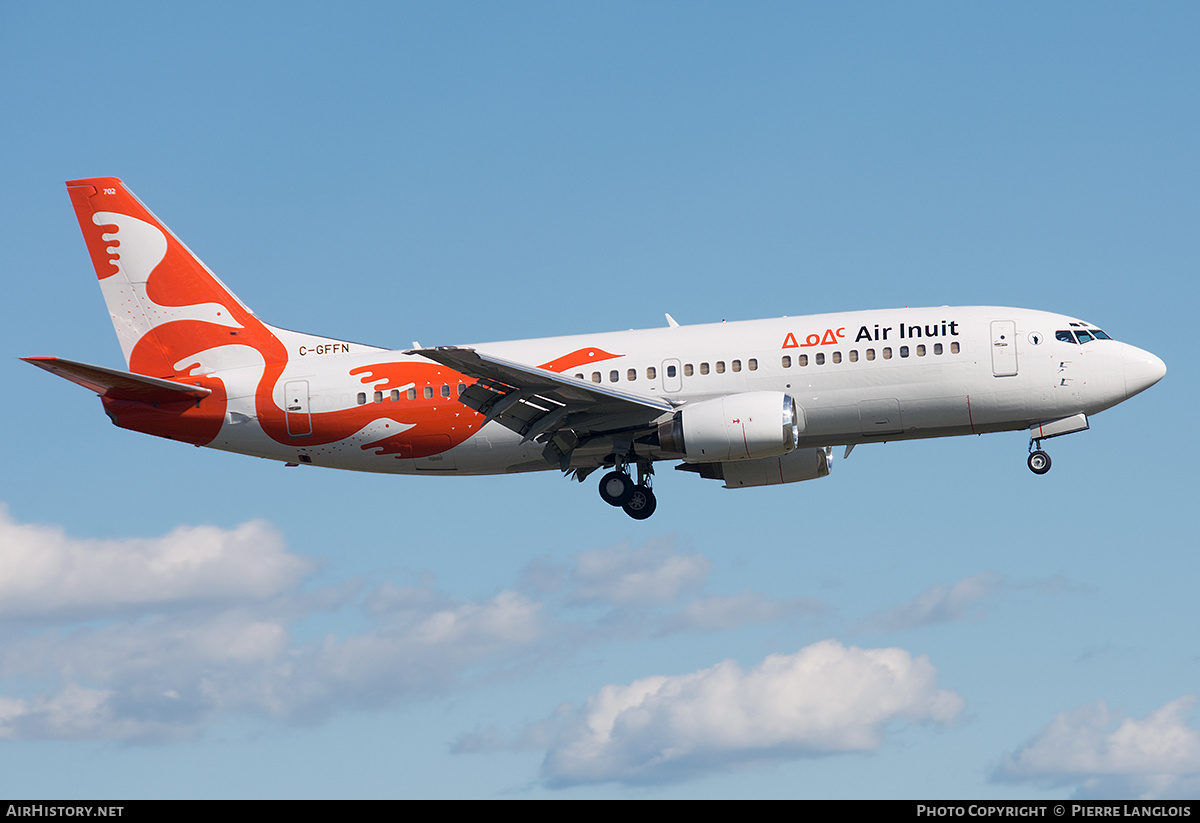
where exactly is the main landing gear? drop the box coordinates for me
[598,460,657,520]
[1027,440,1051,475]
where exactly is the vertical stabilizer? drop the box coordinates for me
[66,177,276,378]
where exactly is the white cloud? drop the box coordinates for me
[657,591,824,634]
[568,539,710,607]
[864,571,1006,631]
[289,590,544,717]
[0,685,118,741]
[994,696,1200,799]
[0,509,822,746]
[0,504,309,618]
[539,639,964,786]
[523,540,816,636]
[0,507,545,741]
[0,588,544,739]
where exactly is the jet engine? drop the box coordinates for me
[676,446,831,489]
[657,391,801,462]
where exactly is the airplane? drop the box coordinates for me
[25,178,1166,519]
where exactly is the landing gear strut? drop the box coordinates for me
[597,459,657,519]
[1027,440,1051,475]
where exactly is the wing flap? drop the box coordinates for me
[23,357,212,404]
[408,346,674,444]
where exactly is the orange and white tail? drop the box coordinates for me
[66,177,280,378]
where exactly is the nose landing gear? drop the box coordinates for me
[1025,415,1090,475]
[1027,440,1051,475]
[597,459,657,519]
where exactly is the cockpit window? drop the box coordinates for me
[1058,328,1113,344]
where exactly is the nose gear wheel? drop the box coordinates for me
[1027,450,1051,474]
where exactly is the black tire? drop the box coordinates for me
[1027,450,1051,475]
[622,486,657,520]
[599,471,635,506]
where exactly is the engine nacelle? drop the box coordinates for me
[677,447,831,489]
[658,391,801,462]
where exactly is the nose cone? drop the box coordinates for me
[1124,345,1166,399]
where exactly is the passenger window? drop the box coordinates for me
[781,356,791,368]
[390,389,400,402]
[627,368,637,381]
[934,343,943,355]
[882,348,893,360]
[575,373,584,380]
[667,365,677,378]
[374,391,383,403]
[592,372,601,383]
[441,384,450,398]
[917,345,926,356]
[715,361,725,374]
[407,388,417,400]
[866,349,875,361]
[647,366,657,379]
[799,354,808,366]
[950,342,960,354]
[356,392,366,405]
[423,386,433,399]
[458,383,466,395]
[731,360,741,373]
[684,364,693,376]
[900,346,909,358]
[700,362,710,375]
[831,351,841,364]
[748,358,757,371]
[610,370,619,382]
[815,352,825,365]
[849,350,858,362]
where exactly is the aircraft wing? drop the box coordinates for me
[407,346,676,463]
[22,357,212,404]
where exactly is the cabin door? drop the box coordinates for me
[990,321,1018,377]
[284,380,312,437]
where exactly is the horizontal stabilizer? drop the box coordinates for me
[22,357,211,404]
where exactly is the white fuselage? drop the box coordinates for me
[201,306,1164,476]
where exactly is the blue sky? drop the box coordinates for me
[1,1,1197,798]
